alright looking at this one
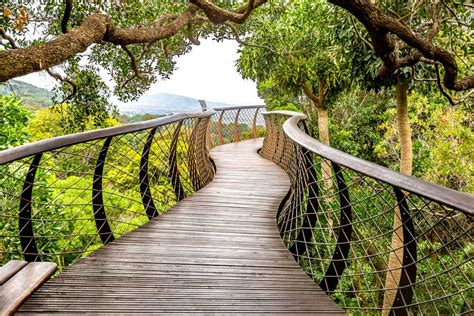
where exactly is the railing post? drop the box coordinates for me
[198,100,208,112]
[233,109,241,142]
[320,162,353,293]
[195,117,214,186]
[169,121,186,201]
[139,128,159,219]
[252,108,260,138]
[217,110,225,145]
[92,136,115,244]
[388,187,417,316]
[188,119,202,191]
[19,153,42,262]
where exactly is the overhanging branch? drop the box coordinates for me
[329,0,473,91]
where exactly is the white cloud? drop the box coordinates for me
[17,39,263,105]
[17,71,57,91]
[148,39,263,105]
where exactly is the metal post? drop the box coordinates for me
[199,100,208,112]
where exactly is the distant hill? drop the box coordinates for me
[117,93,242,115]
[0,80,53,106]
[0,82,255,116]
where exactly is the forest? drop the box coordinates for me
[0,0,472,314]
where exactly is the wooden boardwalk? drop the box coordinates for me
[18,139,344,314]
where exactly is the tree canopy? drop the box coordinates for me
[0,0,472,98]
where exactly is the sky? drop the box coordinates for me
[18,39,263,105]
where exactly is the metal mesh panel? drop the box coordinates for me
[208,106,265,147]
[0,114,215,270]
[261,112,473,315]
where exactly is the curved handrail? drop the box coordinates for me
[0,106,264,271]
[0,111,215,165]
[262,110,473,215]
[261,110,306,118]
[212,104,265,111]
[283,115,474,215]
[0,110,217,270]
[208,105,266,147]
[260,110,473,315]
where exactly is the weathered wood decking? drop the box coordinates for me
[18,139,343,314]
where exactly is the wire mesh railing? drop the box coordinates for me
[261,111,473,315]
[1,104,471,314]
[0,112,215,270]
[207,105,266,148]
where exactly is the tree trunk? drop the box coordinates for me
[302,82,333,195]
[396,79,412,176]
[317,81,333,198]
[317,105,333,191]
[382,78,412,313]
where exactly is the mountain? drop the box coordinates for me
[117,93,240,115]
[0,81,252,116]
[0,80,53,106]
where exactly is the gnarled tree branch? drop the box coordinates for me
[329,0,473,91]
[0,1,266,83]
[190,0,266,24]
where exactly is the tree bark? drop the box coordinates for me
[302,82,333,196]
[382,78,412,313]
[396,79,413,176]
[329,0,473,91]
[0,1,265,82]
[317,81,333,197]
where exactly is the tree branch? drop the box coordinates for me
[329,0,473,91]
[121,45,146,79]
[350,16,373,50]
[46,68,77,103]
[0,28,18,49]
[0,0,270,82]
[0,5,202,82]
[441,0,469,28]
[303,84,321,108]
[187,22,201,45]
[120,44,149,89]
[435,66,455,106]
[61,0,73,34]
[190,0,266,24]
[6,81,18,98]
[223,22,277,54]
[427,0,440,42]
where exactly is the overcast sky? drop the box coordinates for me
[18,39,263,105]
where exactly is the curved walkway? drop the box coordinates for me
[18,139,343,314]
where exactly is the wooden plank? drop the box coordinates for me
[0,260,27,285]
[0,262,57,315]
[18,139,344,314]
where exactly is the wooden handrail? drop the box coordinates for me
[282,114,474,215]
[0,111,215,165]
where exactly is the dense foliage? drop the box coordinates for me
[0,94,30,150]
